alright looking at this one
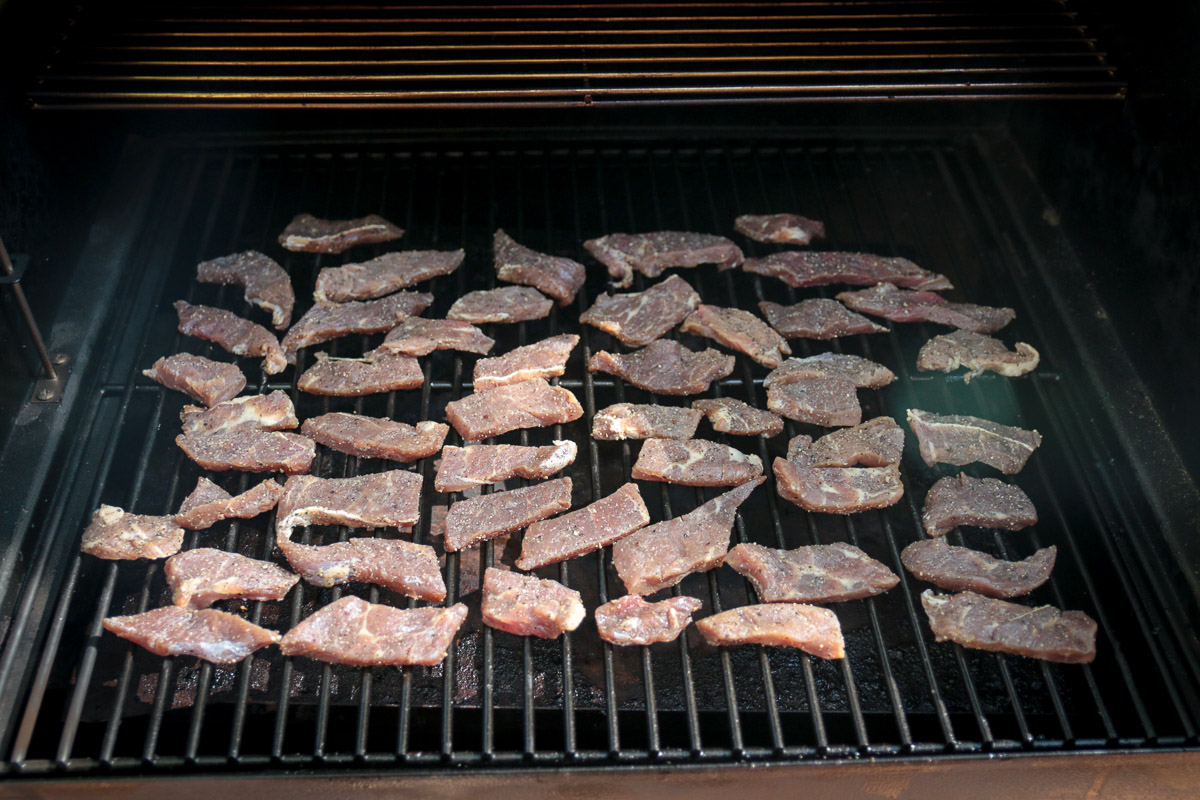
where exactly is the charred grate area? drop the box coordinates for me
[0,135,1197,777]
[28,1,1124,108]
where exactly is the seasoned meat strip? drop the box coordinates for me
[445,378,583,441]
[592,403,703,441]
[922,473,1038,537]
[176,431,315,474]
[473,334,578,391]
[143,353,246,407]
[443,478,573,552]
[434,441,576,492]
[587,339,735,396]
[180,390,298,436]
[759,299,888,340]
[725,542,899,603]
[175,477,283,529]
[104,607,280,664]
[734,213,826,245]
[787,417,905,467]
[584,231,744,288]
[921,590,1096,664]
[314,250,464,302]
[81,505,184,560]
[494,229,586,306]
[165,548,298,608]
[838,283,1015,333]
[766,378,861,427]
[301,413,448,462]
[695,604,845,659]
[481,568,585,639]
[447,286,552,324]
[580,274,701,347]
[917,330,1040,382]
[372,317,495,357]
[279,596,467,666]
[297,351,423,396]
[516,482,650,570]
[692,397,783,437]
[275,471,423,539]
[175,301,286,375]
[197,250,295,329]
[278,213,404,254]
[277,536,446,602]
[765,353,895,390]
[902,539,1056,599]
[680,304,791,368]
[281,292,433,360]
[632,438,763,487]
[907,409,1043,475]
[612,478,763,595]
[774,431,904,514]
[744,251,952,291]
[595,595,703,646]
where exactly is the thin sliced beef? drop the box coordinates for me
[907,409,1042,475]
[373,317,494,356]
[278,213,403,254]
[279,596,467,666]
[165,548,298,608]
[104,607,280,664]
[445,378,583,441]
[680,304,791,368]
[81,505,185,560]
[921,590,1096,663]
[175,477,283,529]
[175,301,286,375]
[434,441,576,492]
[494,229,586,306]
[917,330,1040,382]
[196,250,294,329]
[447,286,552,324]
[766,378,861,427]
[473,334,578,391]
[764,353,895,390]
[595,595,703,646]
[695,604,845,659]
[301,413,448,462]
[143,353,246,407]
[902,539,1056,599]
[692,397,783,437]
[734,213,826,245]
[612,478,763,595]
[631,438,763,487]
[725,542,899,603]
[744,251,952,291]
[587,339,735,396]
[592,403,703,440]
[774,441,904,514]
[179,390,298,436]
[584,231,744,288]
[922,473,1038,537]
[275,471,423,539]
[516,482,650,570]
[580,274,701,347]
[176,431,315,474]
[281,292,433,360]
[759,299,888,340]
[443,478,573,552]
[278,536,446,601]
[481,568,585,639]
[787,417,904,467]
[837,283,1015,333]
[297,351,423,396]
[314,250,463,302]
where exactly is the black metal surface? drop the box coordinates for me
[26,1,1125,108]
[0,132,1196,780]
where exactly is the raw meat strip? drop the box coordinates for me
[434,441,577,492]
[744,251,952,291]
[922,473,1038,537]
[917,330,1040,382]
[81,505,184,560]
[278,537,445,601]
[297,351,423,396]
[445,378,583,441]
[766,378,861,427]
[595,595,702,646]
[901,539,1056,599]
[481,568,585,639]
[175,477,283,529]
[516,482,650,570]
[196,250,294,329]
[580,274,701,347]
[301,413,448,462]
[314,250,463,302]
[724,542,899,603]
[104,607,280,664]
[473,334,578,391]
[787,417,904,468]
[592,403,703,440]
[587,339,735,396]
[372,317,494,357]
[921,589,1096,663]
[447,286,552,324]
[584,231,744,288]
[279,596,467,666]
[907,409,1042,474]
[680,304,791,367]
[275,471,423,539]
[179,390,298,436]
[838,283,1015,333]
[692,397,783,437]
[759,299,888,340]
[176,431,315,474]
[764,353,895,390]
[278,213,403,254]
[734,213,825,245]
[494,229,586,306]
[773,456,903,515]
[631,438,763,487]
[175,301,286,375]
[443,478,573,552]
[143,353,245,407]
[165,548,298,608]
[281,291,433,359]
[695,604,845,659]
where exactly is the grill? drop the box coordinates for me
[0,131,1197,783]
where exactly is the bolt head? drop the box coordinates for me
[52,352,69,365]
[36,388,55,401]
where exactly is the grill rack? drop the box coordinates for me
[0,134,1197,776]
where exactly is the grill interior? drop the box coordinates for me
[28,1,1125,108]
[1,133,1197,777]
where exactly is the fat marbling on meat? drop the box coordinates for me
[774,428,904,514]
[595,595,703,646]
[922,473,1038,537]
[103,607,280,664]
[758,299,888,340]
[301,413,448,462]
[764,353,895,390]
[81,505,184,560]
[278,213,404,254]
[175,301,286,375]
[680,304,792,368]
[275,471,423,539]
[587,339,735,396]
[921,589,1096,664]
[907,409,1042,475]
[787,416,905,468]
[281,291,433,360]
[165,548,298,608]
[175,477,283,529]
[277,535,446,602]
[481,568,585,639]
[631,438,763,487]
[445,378,583,441]
[592,403,703,440]
[917,330,1040,382]
[143,353,246,407]
[580,274,700,347]
[902,538,1056,599]
[314,250,464,302]
[743,251,952,291]
[279,596,467,666]
[724,542,899,603]
[695,604,845,659]
[373,317,494,357]
[176,431,315,474]
[473,334,578,391]
[734,213,826,245]
[196,250,295,329]
[297,351,424,396]
[434,441,577,492]
[443,477,573,552]
[837,283,1015,334]
[516,482,650,570]
[583,231,744,288]
[179,390,298,436]
[447,286,552,324]
[494,229,586,306]
[692,397,783,437]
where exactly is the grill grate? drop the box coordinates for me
[0,134,1196,777]
[28,1,1125,108]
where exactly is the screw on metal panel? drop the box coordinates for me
[52,352,68,365]
[36,388,56,401]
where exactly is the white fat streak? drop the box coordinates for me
[540,441,577,472]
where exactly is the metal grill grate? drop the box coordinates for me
[28,1,1125,108]
[0,134,1196,778]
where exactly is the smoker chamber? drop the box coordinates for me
[0,130,1196,788]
